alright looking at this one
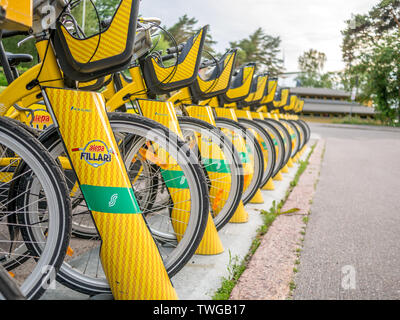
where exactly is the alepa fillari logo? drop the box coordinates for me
[71,140,114,168]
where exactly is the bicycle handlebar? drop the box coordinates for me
[199,59,215,69]
[160,53,177,62]
[166,43,185,55]
[1,30,30,39]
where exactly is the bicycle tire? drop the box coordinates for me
[0,116,71,300]
[38,113,209,295]
[253,119,286,176]
[214,117,264,205]
[263,119,292,167]
[237,118,276,188]
[178,116,244,230]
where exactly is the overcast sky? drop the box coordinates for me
[139,0,378,73]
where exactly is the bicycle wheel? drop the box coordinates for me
[298,119,311,144]
[178,117,244,230]
[237,118,276,189]
[263,119,292,167]
[0,265,24,300]
[281,119,300,158]
[214,117,264,205]
[253,119,285,176]
[38,112,209,295]
[290,120,306,151]
[0,116,71,300]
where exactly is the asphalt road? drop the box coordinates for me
[294,123,400,300]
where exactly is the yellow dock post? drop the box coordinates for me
[262,178,275,190]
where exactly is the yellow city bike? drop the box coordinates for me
[215,71,296,192]
[255,87,295,177]
[281,95,311,150]
[256,88,310,169]
[1,16,217,295]
[0,0,212,300]
[264,89,309,159]
[42,20,247,236]
[105,46,247,229]
[168,61,266,206]
[0,0,73,300]
[231,73,278,193]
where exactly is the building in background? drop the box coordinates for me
[290,87,375,122]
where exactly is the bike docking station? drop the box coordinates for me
[213,107,251,224]
[133,100,224,256]
[0,0,313,302]
[172,141,312,300]
[43,88,178,300]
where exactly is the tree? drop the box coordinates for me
[166,15,217,54]
[229,27,284,75]
[70,0,101,36]
[341,0,400,124]
[353,33,400,124]
[94,0,121,21]
[298,49,326,74]
[167,14,198,44]
[295,49,337,88]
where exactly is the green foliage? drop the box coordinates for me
[229,27,283,75]
[94,0,121,21]
[0,71,7,86]
[358,34,400,124]
[2,36,37,69]
[212,251,246,300]
[70,0,100,36]
[341,0,400,124]
[167,14,198,44]
[298,49,326,73]
[151,33,172,54]
[166,14,217,54]
[332,115,396,127]
[295,49,339,89]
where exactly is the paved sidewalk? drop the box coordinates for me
[294,123,400,300]
[230,139,325,300]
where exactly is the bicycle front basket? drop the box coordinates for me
[221,63,256,103]
[53,0,139,82]
[243,74,268,106]
[141,26,208,95]
[261,77,278,105]
[190,49,237,103]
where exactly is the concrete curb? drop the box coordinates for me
[230,139,326,300]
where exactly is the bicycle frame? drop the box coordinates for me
[0,39,177,300]
[103,62,250,225]
[105,69,225,255]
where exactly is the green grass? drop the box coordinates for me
[212,142,318,300]
[332,115,400,127]
[212,251,247,300]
